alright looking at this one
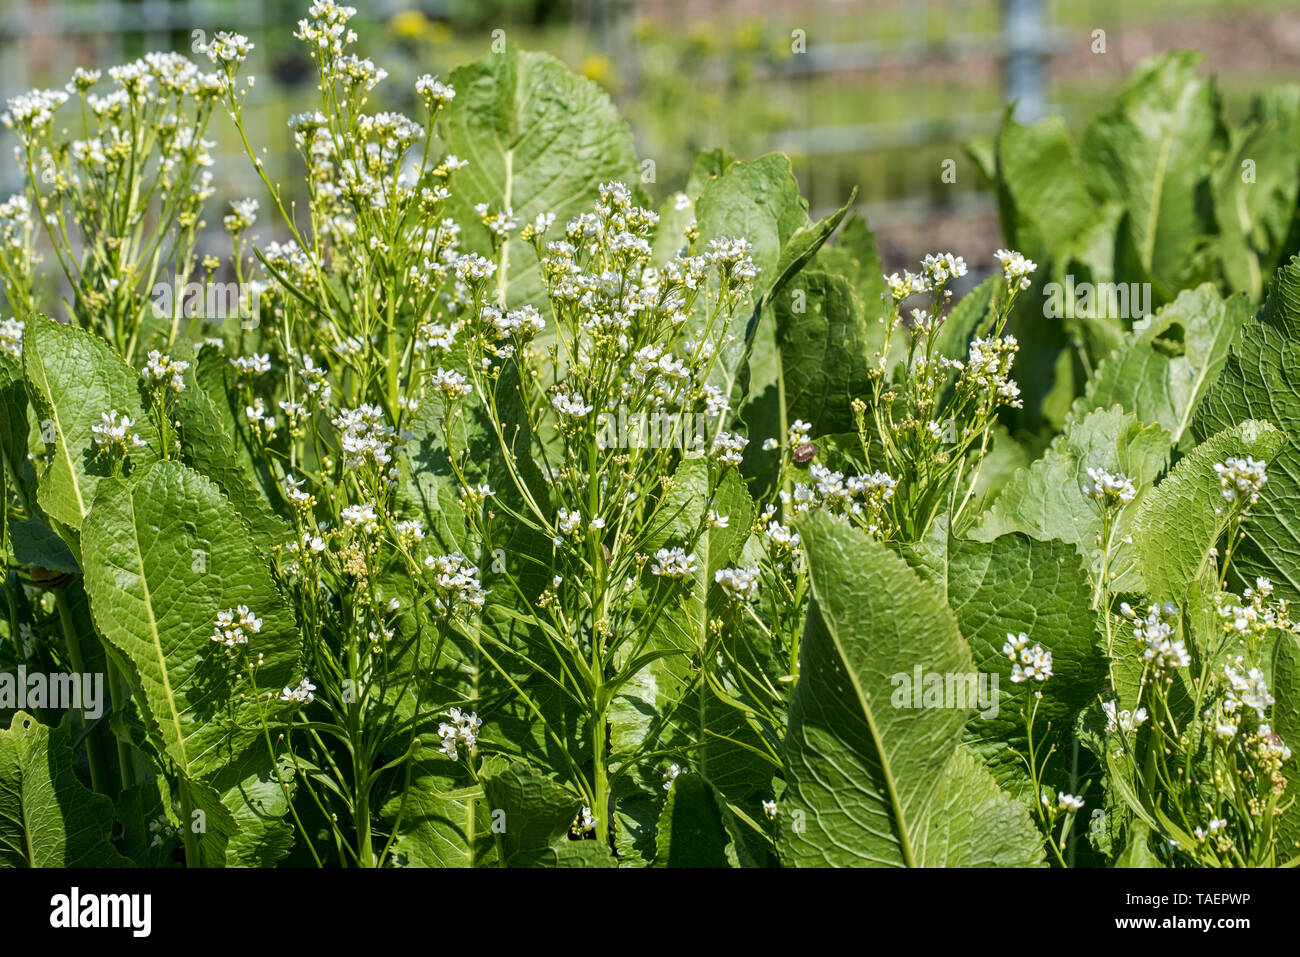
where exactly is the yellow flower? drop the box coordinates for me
[389,9,429,40]
[581,53,617,90]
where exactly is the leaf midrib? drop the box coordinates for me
[812,557,917,868]
[122,486,189,769]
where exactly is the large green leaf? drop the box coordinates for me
[1076,285,1249,445]
[1079,52,1226,295]
[22,317,158,530]
[1133,419,1285,603]
[912,533,1106,799]
[0,712,129,867]
[654,772,735,868]
[479,757,607,867]
[442,44,638,310]
[1193,259,1300,600]
[381,757,492,868]
[781,513,1042,866]
[971,406,1172,592]
[768,270,873,438]
[80,461,300,781]
[1212,87,1300,301]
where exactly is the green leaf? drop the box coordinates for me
[1076,285,1249,445]
[654,772,734,867]
[781,513,1041,866]
[22,316,158,530]
[0,352,28,490]
[769,270,873,437]
[1212,87,1300,301]
[0,712,130,867]
[479,757,588,867]
[381,756,492,868]
[915,533,1106,799]
[971,406,1173,592]
[1272,630,1300,857]
[1194,258,1300,600]
[1079,52,1227,294]
[1134,419,1286,602]
[80,461,300,781]
[172,343,288,552]
[442,44,638,310]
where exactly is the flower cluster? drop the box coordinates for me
[651,547,699,579]
[424,553,488,615]
[91,409,147,453]
[994,248,1037,291]
[1214,456,1267,506]
[715,566,760,603]
[211,605,263,648]
[1102,699,1148,734]
[437,707,482,761]
[280,677,317,705]
[1004,631,1053,683]
[1123,602,1191,673]
[141,350,189,392]
[1084,467,1137,508]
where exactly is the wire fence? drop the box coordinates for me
[2,0,1297,267]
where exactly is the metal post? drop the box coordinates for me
[1003,0,1047,122]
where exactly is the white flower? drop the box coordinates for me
[1057,793,1085,812]
[141,350,189,392]
[437,707,481,760]
[1208,818,1228,833]
[1084,467,1137,507]
[572,806,598,835]
[341,502,380,534]
[332,404,397,470]
[762,800,778,820]
[715,566,760,602]
[91,410,147,452]
[424,553,487,613]
[211,605,263,648]
[415,75,455,106]
[552,391,594,418]
[556,508,582,536]
[230,352,271,375]
[712,431,749,467]
[663,763,682,791]
[0,317,24,358]
[1004,632,1052,683]
[428,367,471,400]
[761,437,779,452]
[651,547,698,579]
[280,677,316,705]
[993,248,1036,290]
[1102,700,1148,734]
[201,31,254,67]
[1214,456,1267,505]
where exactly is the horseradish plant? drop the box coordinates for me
[1,1,1299,868]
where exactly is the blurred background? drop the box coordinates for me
[2,0,1298,272]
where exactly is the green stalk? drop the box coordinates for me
[55,588,113,795]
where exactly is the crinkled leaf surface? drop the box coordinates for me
[781,513,1041,866]
[0,712,129,867]
[22,317,158,530]
[80,461,300,781]
[442,44,638,310]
